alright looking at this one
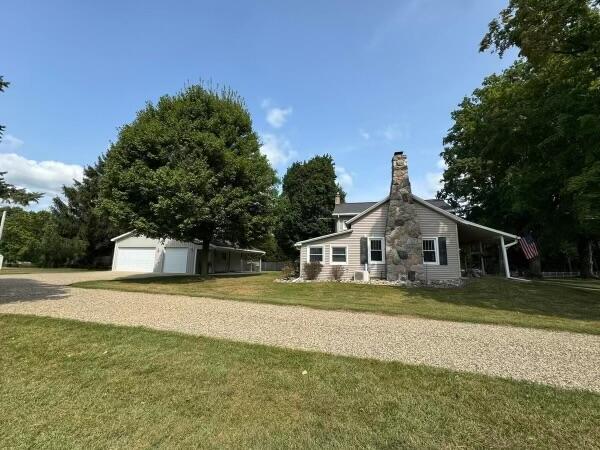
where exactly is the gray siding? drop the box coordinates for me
[414,202,461,281]
[300,205,387,281]
[300,201,461,281]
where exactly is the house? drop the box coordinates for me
[295,152,518,282]
[111,231,264,274]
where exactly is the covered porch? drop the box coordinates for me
[457,221,519,278]
[194,245,264,274]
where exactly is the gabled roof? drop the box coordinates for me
[334,199,451,217]
[333,202,377,215]
[341,194,517,240]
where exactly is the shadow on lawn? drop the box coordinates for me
[405,278,600,322]
[0,278,70,304]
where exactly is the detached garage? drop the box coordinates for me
[111,231,264,274]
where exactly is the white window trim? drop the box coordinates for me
[422,237,439,265]
[307,245,324,263]
[329,244,348,265]
[367,237,385,264]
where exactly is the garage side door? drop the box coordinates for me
[163,248,189,273]
[115,247,156,272]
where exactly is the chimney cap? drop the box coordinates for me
[393,151,404,156]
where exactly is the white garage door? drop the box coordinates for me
[163,248,189,273]
[115,247,156,272]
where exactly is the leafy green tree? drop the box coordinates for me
[0,172,43,205]
[0,207,84,266]
[101,85,277,275]
[33,219,86,267]
[0,207,41,263]
[275,155,343,258]
[0,76,9,138]
[0,78,42,206]
[52,156,124,265]
[441,0,600,276]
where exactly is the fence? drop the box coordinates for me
[541,271,581,278]
[261,261,286,272]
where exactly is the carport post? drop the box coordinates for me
[500,236,510,278]
[479,241,486,275]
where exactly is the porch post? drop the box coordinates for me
[500,236,510,278]
[479,241,486,275]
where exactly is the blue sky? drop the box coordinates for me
[0,0,515,209]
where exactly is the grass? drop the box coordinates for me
[0,267,102,275]
[1,314,598,448]
[74,273,600,335]
[542,278,600,292]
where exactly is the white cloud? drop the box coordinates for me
[260,134,297,168]
[335,166,353,191]
[380,123,408,141]
[261,99,293,128]
[411,159,446,199]
[0,152,84,201]
[358,123,409,142]
[0,134,24,152]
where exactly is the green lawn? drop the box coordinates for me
[543,278,600,292]
[74,273,600,335]
[1,314,598,449]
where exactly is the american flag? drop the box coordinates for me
[519,233,539,260]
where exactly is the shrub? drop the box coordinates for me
[303,261,322,280]
[281,262,297,279]
[331,265,345,281]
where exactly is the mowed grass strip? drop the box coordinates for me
[1,314,599,449]
[74,273,600,334]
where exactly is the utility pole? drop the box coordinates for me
[0,210,6,270]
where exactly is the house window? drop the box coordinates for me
[308,246,323,262]
[369,238,384,263]
[423,238,438,264]
[330,245,348,265]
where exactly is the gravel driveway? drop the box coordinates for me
[1,272,599,393]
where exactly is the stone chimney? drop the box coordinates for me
[385,152,424,282]
[335,192,341,205]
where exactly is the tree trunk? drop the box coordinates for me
[578,237,594,278]
[200,237,211,276]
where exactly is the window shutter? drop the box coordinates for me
[438,237,448,265]
[360,237,368,265]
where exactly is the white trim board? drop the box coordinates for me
[295,229,353,247]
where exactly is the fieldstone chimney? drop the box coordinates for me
[385,152,424,282]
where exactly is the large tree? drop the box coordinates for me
[0,78,42,206]
[101,85,277,275]
[52,156,124,265]
[276,155,345,258]
[0,207,85,266]
[440,0,600,276]
[0,76,9,138]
